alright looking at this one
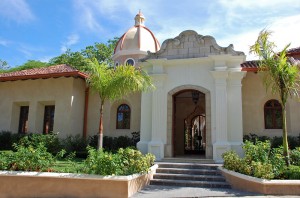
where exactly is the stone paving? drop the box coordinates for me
[131,185,299,198]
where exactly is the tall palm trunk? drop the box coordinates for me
[98,101,104,150]
[282,105,290,166]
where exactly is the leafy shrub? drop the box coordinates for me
[268,147,285,178]
[283,165,300,179]
[243,133,300,149]
[0,151,12,170]
[83,147,155,176]
[0,143,55,171]
[83,148,117,175]
[90,133,138,151]
[272,136,299,149]
[222,141,289,179]
[290,147,300,166]
[238,158,252,175]
[18,133,62,155]
[0,131,25,150]
[116,147,155,175]
[0,131,14,150]
[62,134,88,157]
[243,133,270,144]
[102,135,135,151]
[88,134,98,148]
[131,131,140,146]
[243,140,271,163]
[222,151,241,172]
[251,161,274,179]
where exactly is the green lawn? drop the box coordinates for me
[0,150,85,173]
[50,158,85,173]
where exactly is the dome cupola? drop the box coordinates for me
[113,11,160,67]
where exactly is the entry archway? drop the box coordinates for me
[166,85,212,159]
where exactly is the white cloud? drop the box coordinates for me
[18,46,33,58]
[38,56,53,63]
[17,44,45,59]
[0,0,35,22]
[61,34,80,53]
[0,39,9,46]
[269,15,300,50]
[216,14,300,61]
[218,0,300,9]
[72,0,109,32]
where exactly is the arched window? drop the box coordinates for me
[125,58,135,66]
[116,104,131,129]
[264,100,282,129]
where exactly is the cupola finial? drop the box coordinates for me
[134,10,145,26]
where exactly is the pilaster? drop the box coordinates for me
[148,69,167,160]
[227,71,246,156]
[137,91,153,154]
[211,70,231,162]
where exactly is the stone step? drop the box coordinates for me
[160,158,215,164]
[156,162,220,170]
[156,167,222,176]
[150,162,230,189]
[150,179,231,188]
[153,173,226,182]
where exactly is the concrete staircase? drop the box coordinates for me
[150,162,231,188]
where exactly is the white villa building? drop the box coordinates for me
[1,12,300,162]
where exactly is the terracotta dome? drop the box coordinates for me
[113,11,160,60]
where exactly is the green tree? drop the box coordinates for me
[49,37,119,71]
[0,59,9,72]
[86,59,154,149]
[4,60,48,72]
[49,49,87,71]
[250,30,300,165]
[81,37,119,67]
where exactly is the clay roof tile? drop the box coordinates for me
[0,64,88,82]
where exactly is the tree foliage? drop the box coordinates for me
[49,37,119,72]
[4,37,119,73]
[250,29,300,165]
[49,49,87,71]
[82,37,118,67]
[86,59,154,149]
[10,60,49,72]
[0,59,9,72]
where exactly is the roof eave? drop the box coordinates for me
[0,71,88,82]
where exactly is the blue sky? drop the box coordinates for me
[1,0,300,67]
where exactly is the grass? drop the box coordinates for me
[0,150,13,154]
[51,158,85,173]
[0,150,86,173]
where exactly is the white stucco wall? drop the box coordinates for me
[138,30,246,161]
[0,77,86,137]
[138,57,245,161]
[86,92,141,138]
[242,72,300,137]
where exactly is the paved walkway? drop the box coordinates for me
[131,185,299,197]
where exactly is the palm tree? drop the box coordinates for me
[250,30,300,165]
[86,59,154,149]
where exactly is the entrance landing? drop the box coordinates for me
[158,157,215,164]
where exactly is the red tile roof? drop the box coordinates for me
[287,47,300,54]
[241,49,300,72]
[241,60,259,72]
[0,64,88,82]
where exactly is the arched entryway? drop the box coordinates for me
[166,85,212,159]
[184,107,206,155]
[173,89,206,156]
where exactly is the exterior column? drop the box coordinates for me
[148,73,167,160]
[227,71,246,156]
[211,70,230,162]
[137,91,153,154]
